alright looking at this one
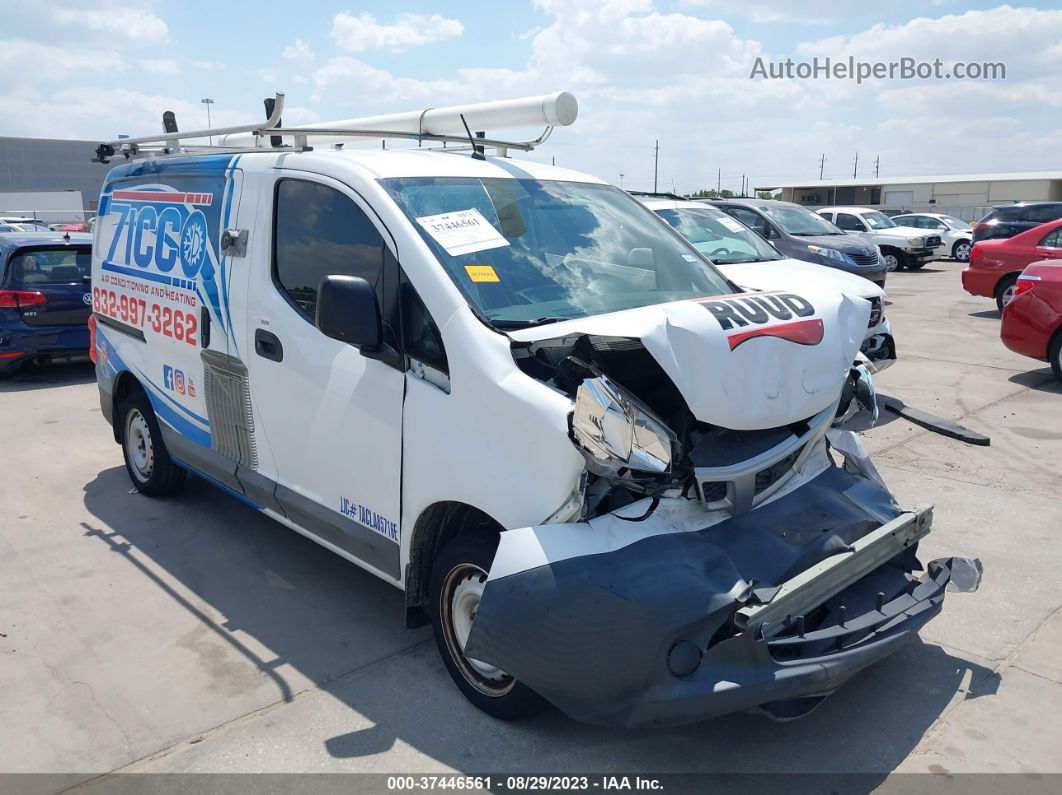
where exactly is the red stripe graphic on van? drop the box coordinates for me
[727,318,824,350]
[112,191,213,206]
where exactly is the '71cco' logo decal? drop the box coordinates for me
[698,292,824,350]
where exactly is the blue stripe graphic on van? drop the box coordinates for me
[144,386,211,448]
[135,366,210,427]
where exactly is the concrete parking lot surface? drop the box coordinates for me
[2,260,1060,788]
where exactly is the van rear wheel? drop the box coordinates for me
[119,391,187,496]
[429,534,545,720]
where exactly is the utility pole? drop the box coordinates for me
[853,151,859,179]
[653,139,659,193]
[874,156,880,178]
[819,153,826,179]
[619,173,624,189]
[717,167,721,194]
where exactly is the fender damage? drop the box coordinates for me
[465,439,981,728]
[464,290,981,728]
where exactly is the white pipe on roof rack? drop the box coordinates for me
[219,90,578,147]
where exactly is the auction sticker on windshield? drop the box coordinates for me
[416,208,510,256]
[464,264,500,283]
[718,216,746,233]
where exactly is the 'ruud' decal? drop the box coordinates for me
[699,293,824,350]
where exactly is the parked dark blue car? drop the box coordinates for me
[0,231,93,375]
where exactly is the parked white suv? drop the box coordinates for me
[892,212,973,262]
[818,206,943,271]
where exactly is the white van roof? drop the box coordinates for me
[261,147,605,184]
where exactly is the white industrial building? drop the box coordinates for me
[755,171,1062,221]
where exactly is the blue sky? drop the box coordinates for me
[3,0,1060,193]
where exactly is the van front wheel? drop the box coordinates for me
[429,534,545,720]
[119,391,187,496]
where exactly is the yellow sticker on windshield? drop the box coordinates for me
[464,265,500,283]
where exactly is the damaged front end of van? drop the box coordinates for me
[463,289,981,728]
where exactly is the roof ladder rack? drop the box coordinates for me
[93,91,578,164]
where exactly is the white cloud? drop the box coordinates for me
[282,38,316,63]
[139,58,180,75]
[796,5,1062,63]
[330,11,464,53]
[0,39,127,80]
[680,0,850,24]
[51,7,169,43]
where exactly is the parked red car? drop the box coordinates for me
[1001,261,1062,383]
[963,218,1062,312]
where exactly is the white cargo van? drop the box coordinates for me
[90,93,978,727]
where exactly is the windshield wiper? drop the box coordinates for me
[492,316,572,330]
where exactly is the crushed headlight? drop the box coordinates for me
[571,373,676,476]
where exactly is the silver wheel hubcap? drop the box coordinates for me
[126,409,154,481]
[1001,284,1016,307]
[884,254,900,272]
[443,563,514,695]
[956,243,971,261]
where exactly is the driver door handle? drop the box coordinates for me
[255,329,284,362]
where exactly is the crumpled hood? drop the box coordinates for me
[718,258,884,300]
[509,289,869,429]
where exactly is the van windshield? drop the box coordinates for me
[382,177,733,328]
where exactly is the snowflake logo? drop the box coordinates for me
[179,211,209,277]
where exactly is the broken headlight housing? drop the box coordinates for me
[570,373,677,479]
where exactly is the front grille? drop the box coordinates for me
[867,297,883,327]
[848,252,879,268]
[925,234,941,248]
[754,446,802,496]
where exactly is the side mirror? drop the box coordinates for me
[315,275,401,365]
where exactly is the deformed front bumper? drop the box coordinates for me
[465,460,980,728]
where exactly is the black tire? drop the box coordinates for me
[428,533,546,720]
[995,273,1019,314]
[953,239,972,262]
[118,390,187,496]
[881,249,904,272]
[1049,332,1062,385]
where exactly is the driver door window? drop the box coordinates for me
[836,213,867,232]
[273,179,387,322]
[726,207,770,238]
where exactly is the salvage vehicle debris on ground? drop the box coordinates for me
[89,91,981,728]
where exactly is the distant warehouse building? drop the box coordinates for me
[755,171,1062,221]
[0,136,112,223]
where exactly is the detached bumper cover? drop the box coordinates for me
[465,465,980,728]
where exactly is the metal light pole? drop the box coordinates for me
[619,173,625,189]
[201,98,215,144]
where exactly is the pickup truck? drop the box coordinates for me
[818,206,943,271]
